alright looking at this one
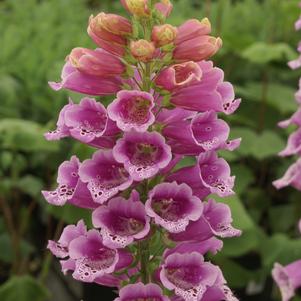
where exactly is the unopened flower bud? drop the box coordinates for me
[152,24,178,47]
[155,0,173,18]
[130,40,156,62]
[121,0,150,17]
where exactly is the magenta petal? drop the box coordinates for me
[145,182,203,233]
[92,193,150,248]
[79,150,133,204]
[108,90,155,132]
[279,128,301,157]
[113,131,172,181]
[116,283,169,301]
[49,62,122,96]
[272,260,301,301]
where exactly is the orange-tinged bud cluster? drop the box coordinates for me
[130,40,156,62]
[152,24,178,47]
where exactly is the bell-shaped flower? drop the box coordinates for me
[279,128,301,157]
[42,156,96,209]
[173,19,221,62]
[191,111,231,151]
[68,48,126,77]
[55,229,132,283]
[79,150,133,204]
[45,98,119,148]
[49,62,122,96]
[108,90,155,132]
[145,182,203,233]
[278,107,301,128]
[198,151,235,197]
[115,283,169,301]
[272,260,301,301]
[88,13,132,56]
[170,199,241,243]
[160,252,219,301]
[47,220,87,259]
[170,61,241,115]
[273,158,301,191]
[92,191,150,248]
[155,61,202,91]
[113,131,172,181]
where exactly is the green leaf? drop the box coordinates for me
[16,175,44,197]
[47,204,92,227]
[242,42,296,64]
[0,119,58,152]
[0,276,49,301]
[230,128,285,159]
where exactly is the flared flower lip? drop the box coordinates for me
[145,182,203,233]
[113,131,172,181]
[108,90,156,132]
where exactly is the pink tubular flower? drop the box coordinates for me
[79,150,133,204]
[170,61,241,114]
[170,199,241,242]
[155,61,202,91]
[160,252,219,301]
[197,151,235,197]
[48,220,87,259]
[278,107,301,128]
[173,19,222,63]
[273,158,301,191]
[42,156,96,209]
[88,13,131,56]
[113,131,172,181]
[272,260,301,301]
[92,191,150,248]
[108,90,155,132]
[68,229,132,283]
[145,182,203,233]
[115,283,169,301]
[44,98,119,148]
[68,48,125,77]
[49,62,122,96]
[279,128,301,157]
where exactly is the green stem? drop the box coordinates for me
[139,240,150,283]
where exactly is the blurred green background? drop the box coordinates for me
[0,0,301,300]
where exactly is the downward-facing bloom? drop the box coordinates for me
[145,182,203,233]
[108,90,155,132]
[272,260,301,301]
[160,252,219,301]
[170,61,241,114]
[115,283,169,301]
[92,191,150,248]
[67,229,132,283]
[79,150,133,204]
[45,98,119,148]
[279,128,301,157]
[173,19,222,63]
[68,48,125,77]
[49,62,122,95]
[113,131,172,181]
[273,158,301,191]
[48,220,87,259]
[155,61,202,91]
[278,107,301,128]
[88,13,132,56]
[197,151,235,197]
[42,156,96,209]
[170,199,241,242]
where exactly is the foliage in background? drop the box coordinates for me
[0,0,301,300]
